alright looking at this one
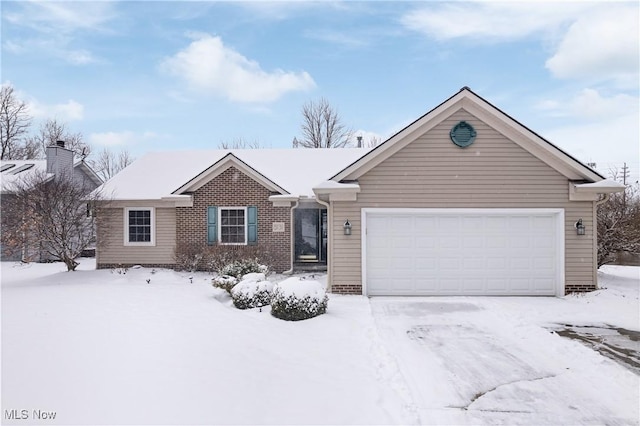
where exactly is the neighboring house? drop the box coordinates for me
[95,88,624,296]
[0,141,103,261]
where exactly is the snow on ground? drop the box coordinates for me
[1,260,638,425]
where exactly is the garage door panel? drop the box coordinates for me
[415,216,437,230]
[390,257,413,270]
[439,257,462,270]
[391,236,413,248]
[486,278,509,291]
[462,279,484,291]
[391,216,412,229]
[533,278,555,291]
[416,236,436,248]
[365,210,562,296]
[462,236,484,248]
[462,257,484,269]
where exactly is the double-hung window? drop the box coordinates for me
[207,206,257,245]
[220,208,246,244]
[124,207,155,246]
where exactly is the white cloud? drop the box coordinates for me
[65,49,97,65]
[89,131,161,147]
[536,88,639,182]
[400,2,589,41]
[3,1,116,65]
[544,112,639,181]
[401,2,638,87]
[305,29,369,48]
[545,5,639,87]
[89,131,135,147]
[161,33,316,103]
[537,88,639,121]
[6,1,116,34]
[28,99,85,121]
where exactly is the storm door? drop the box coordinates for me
[294,209,327,264]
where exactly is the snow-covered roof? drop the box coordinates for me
[314,180,361,190]
[574,179,625,190]
[0,160,51,192]
[1,159,102,193]
[98,148,370,200]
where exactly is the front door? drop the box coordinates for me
[295,209,327,263]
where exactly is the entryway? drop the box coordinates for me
[294,208,327,269]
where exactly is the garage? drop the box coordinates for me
[363,209,564,296]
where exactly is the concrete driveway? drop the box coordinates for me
[369,297,639,425]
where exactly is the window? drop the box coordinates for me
[124,208,155,246]
[207,206,257,246]
[220,208,246,244]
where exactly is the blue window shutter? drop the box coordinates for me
[207,206,217,245]
[247,206,257,245]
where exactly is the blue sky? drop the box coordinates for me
[2,1,639,181]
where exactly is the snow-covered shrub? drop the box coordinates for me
[271,277,328,321]
[174,243,275,274]
[212,275,238,294]
[241,272,266,282]
[231,276,274,310]
[220,259,268,279]
[174,243,206,272]
[206,245,275,275]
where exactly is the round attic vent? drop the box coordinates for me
[450,121,477,148]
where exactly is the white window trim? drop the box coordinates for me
[124,207,156,247]
[218,206,248,245]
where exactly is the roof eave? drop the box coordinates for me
[172,152,289,195]
[331,87,604,183]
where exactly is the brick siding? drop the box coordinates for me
[565,284,597,294]
[331,284,362,295]
[97,263,175,270]
[176,166,291,273]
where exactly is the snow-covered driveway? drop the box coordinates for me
[370,293,639,425]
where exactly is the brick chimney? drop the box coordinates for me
[46,141,74,179]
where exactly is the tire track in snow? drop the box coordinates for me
[366,300,421,425]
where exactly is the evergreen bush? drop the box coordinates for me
[231,276,273,310]
[212,275,238,294]
[271,277,328,321]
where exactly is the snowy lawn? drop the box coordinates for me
[1,260,639,425]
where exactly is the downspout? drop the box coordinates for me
[315,197,332,292]
[592,193,610,288]
[281,200,299,275]
[595,193,610,207]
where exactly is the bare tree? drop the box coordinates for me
[366,135,382,148]
[597,177,640,268]
[298,98,352,148]
[355,134,382,148]
[218,137,262,149]
[1,170,107,271]
[0,84,32,160]
[25,118,89,159]
[91,147,134,181]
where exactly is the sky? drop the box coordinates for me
[1,1,639,182]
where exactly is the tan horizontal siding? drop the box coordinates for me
[97,207,176,265]
[332,108,596,292]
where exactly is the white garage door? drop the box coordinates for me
[364,209,564,296]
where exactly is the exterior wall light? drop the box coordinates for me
[343,220,352,236]
[575,218,586,235]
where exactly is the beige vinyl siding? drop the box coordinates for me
[332,108,596,291]
[97,207,177,265]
